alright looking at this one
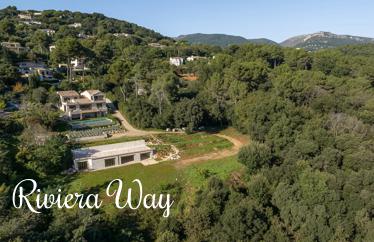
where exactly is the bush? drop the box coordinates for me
[238,142,272,174]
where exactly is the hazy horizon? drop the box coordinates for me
[1,0,374,42]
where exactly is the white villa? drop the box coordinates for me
[113,33,130,37]
[18,13,32,20]
[68,22,82,28]
[186,55,208,62]
[169,57,184,66]
[21,20,42,25]
[57,90,108,120]
[148,43,166,49]
[72,140,154,171]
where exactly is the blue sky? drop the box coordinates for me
[0,0,373,42]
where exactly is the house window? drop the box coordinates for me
[97,103,102,108]
[140,152,151,160]
[121,155,134,164]
[80,104,91,110]
[104,158,116,167]
[77,161,88,170]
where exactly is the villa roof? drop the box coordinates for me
[72,140,152,160]
[57,90,79,97]
[85,90,102,95]
[74,98,92,104]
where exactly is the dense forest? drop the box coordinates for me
[0,6,374,241]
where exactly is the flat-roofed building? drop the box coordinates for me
[72,140,154,171]
[18,61,46,76]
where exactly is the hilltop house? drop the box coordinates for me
[34,68,54,81]
[1,42,29,54]
[71,57,89,71]
[40,29,56,36]
[18,13,32,20]
[57,90,108,120]
[68,22,82,28]
[186,55,208,62]
[18,62,55,81]
[148,43,166,48]
[21,20,42,25]
[113,33,130,37]
[169,57,184,66]
[72,140,154,171]
[18,61,46,75]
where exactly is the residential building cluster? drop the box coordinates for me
[169,55,208,66]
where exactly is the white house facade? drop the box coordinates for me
[169,57,184,66]
[57,90,108,120]
[72,140,154,171]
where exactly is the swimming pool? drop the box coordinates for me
[69,117,113,129]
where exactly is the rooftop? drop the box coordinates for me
[72,140,152,160]
[57,90,79,97]
[73,98,93,104]
[84,90,102,95]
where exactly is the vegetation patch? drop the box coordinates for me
[156,133,233,159]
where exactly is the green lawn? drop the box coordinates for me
[157,133,233,159]
[68,155,242,202]
[68,132,241,213]
[69,161,178,196]
[80,135,147,147]
[181,155,244,187]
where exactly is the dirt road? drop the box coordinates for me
[112,111,163,136]
[112,110,248,167]
[173,133,248,169]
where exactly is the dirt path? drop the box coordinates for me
[112,111,163,136]
[112,110,248,168]
[173,133,248,169]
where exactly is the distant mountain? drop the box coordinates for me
[280,31,374,51]
[176,33,277,47]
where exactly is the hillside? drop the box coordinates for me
[176,33,277,47]
[0,6,168,43]
[280,31,374,51]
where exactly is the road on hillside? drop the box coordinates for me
[112,110,163,136]
[173,134,248,169]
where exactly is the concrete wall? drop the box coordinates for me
[74,150,153,171]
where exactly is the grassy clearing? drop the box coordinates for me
[156,132,233,159]
[219,127,251,144]
[68,155,243,202]
[68,131,241,213]
[181,155,244,187]
[79,135,148,147]
[68,161,179,199]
